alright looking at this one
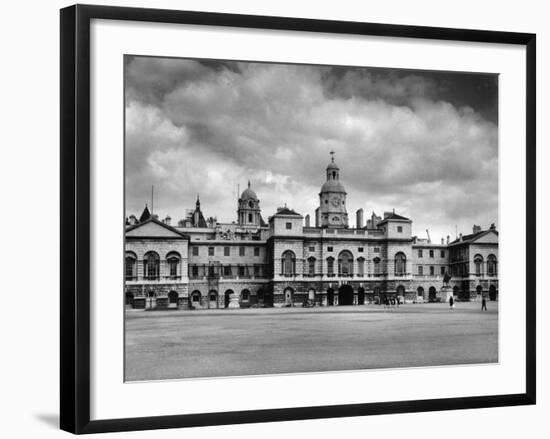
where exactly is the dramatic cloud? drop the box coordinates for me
[125,56,498,241]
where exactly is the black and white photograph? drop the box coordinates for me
[124,56,499,382]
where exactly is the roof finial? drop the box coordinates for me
[329,150,335,163]
[248,180,251,189]
[196,193,200,207]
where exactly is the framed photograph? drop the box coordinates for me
[60,4,536,434]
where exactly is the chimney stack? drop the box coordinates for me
[446,235,450,245]
[472,224,481,233]
[305,214,310,228]
[356,208,364,229]
[441,237,444,245]
[164,215,171,226]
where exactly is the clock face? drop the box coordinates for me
[330,196,340,207]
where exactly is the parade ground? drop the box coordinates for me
[124,302,498,381]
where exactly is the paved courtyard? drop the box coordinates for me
[125,302,498,381]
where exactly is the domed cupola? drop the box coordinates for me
[240,182,258,201]
[238,181,262,227]
[318,152,348,228]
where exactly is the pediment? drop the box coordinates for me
[472,230,498,244]
[126,219,186,239]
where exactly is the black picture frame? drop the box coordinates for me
[60,4,536,434]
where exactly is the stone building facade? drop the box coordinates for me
[125,155,499,309]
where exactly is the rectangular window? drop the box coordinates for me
[239,246,245,256]
[191,266,198,277]
[254,264,261,276]
[441,266,446,275]
[418,249,423,258]
[308,246,315,252]
[248,213,253,222]
[418,266,423,275]
[358,247,364,252]
[430,266,435,275]
[169,260,178,278]
[238,266,245,276]
[440,250,445,258]
[192,246,199,256]
[374,247,380,253]
[397,226,403,233]
[327,259,334,275]
[224,247,230,256]
[358,259,364,276]
[125,259,135,280]
[429,249,434,258]
[223,265,232,276]
[254,247,260,256]
[285,222,292,230]
[208,247,214,256]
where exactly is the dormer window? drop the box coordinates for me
[397,226,403,233]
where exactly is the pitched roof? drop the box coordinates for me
[138,205,151,222]
[192,209,208,228]
[273,207,302,216]
[378,212,411,223]
[260,214,267,227]
[449,228,498,245]
[126,217,188,238]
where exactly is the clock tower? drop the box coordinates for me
[319,152,348,228]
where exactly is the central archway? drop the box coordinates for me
[338,284,354,306]
[428,286,437,302]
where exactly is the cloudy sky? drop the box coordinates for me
[125,55,498,241]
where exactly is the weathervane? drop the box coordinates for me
[329,150,335,162]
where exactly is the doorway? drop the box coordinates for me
[338,284,354,305]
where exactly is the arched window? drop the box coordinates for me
[209,290,218,302]
[241,289,250,301]
[307,256,316,275]
[125,251,137,280]
[373,257,381,276]
[395,252,406,276]
[474,254,484,276]
[143,251,160,280]
[281,250,296,276]
[487,254,498,276]
[338,251,353,276]
[357,257,365,276]
[327,257,335,276]
[166,251,181,279]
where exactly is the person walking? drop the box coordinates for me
[481,296,487,311]
[449,295,454,310]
